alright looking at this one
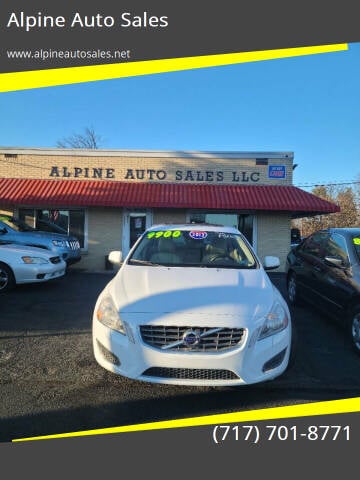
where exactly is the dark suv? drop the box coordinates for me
[286,228,360,354]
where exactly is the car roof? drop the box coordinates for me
[147,223,241,234]
[327,228,360,236]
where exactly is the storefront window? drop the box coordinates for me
[188,212,254,245]
[17,209,36,228]
[18,208,86,248]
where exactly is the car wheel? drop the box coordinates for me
[348,306,360,355]
[0,262,15,292]
[287,272,301,306]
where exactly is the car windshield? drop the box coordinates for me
[128,229,257,269]
[36,218,68,234]
[352,235,360,263]
[0,216,35,232]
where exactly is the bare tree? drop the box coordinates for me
[298,184,360,237]
[56,127,102,149]
[355,173,360,211]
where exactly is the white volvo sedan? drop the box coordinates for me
[93,224,292,386]
[0,242,66,292]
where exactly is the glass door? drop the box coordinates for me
[122,209,153,257]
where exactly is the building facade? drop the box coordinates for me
[0,148,339,271]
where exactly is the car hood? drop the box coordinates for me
[20,231,73,241]
[108,265,276,324]
[0,243,56,257]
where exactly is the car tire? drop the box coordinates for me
[287,272,301,306]
[0,262,15,293]
[347,305,360,355]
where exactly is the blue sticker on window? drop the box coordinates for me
[189,231,207,240]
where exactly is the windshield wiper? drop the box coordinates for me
[203,264,256,269]
[128,259,161,266]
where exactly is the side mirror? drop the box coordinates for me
[108,251,122,266]
[263,256,280,270]
[324,256,345,268]
[0,227,7,235]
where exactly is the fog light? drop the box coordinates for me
[96,340,120,366]
[36,274,46,279]
[262,348,287,372]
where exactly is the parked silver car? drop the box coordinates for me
[0,241,66,292]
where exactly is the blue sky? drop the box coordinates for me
[0,42,359,189]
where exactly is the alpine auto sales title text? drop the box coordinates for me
[6,11,169,32]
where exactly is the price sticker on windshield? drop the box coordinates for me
[353,238,360,245]
[147,230,181,239]
[189,231,208,240]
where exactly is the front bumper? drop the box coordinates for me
[14,262,66,284]
[64,255,82,265]
[93,318,291,386]
[56,248,81,265]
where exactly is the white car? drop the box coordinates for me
[92,224,292,386]
[0,242,66,292]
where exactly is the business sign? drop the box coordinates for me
[268,165,286,179]
[48,166,262,183]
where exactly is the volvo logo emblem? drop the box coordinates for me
[183,329,201,347]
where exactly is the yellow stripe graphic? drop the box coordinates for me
[13,396,360,442]
[0,44,348,93]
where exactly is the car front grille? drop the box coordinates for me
[49,256,61,264]
[69,240,80,250]
[140,325,245,352]
[142,367,239,381]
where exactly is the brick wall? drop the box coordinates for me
[75,207,122,271]
[0,150,293,185]
[256,213,291,272]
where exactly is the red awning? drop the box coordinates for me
[0,178,339,215]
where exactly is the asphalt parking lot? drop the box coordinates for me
[1,270,360,442]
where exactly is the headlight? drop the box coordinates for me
[52,240,66,247]
[22,256,49,264]
[96,296,126,335]
[258,302,288,341]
